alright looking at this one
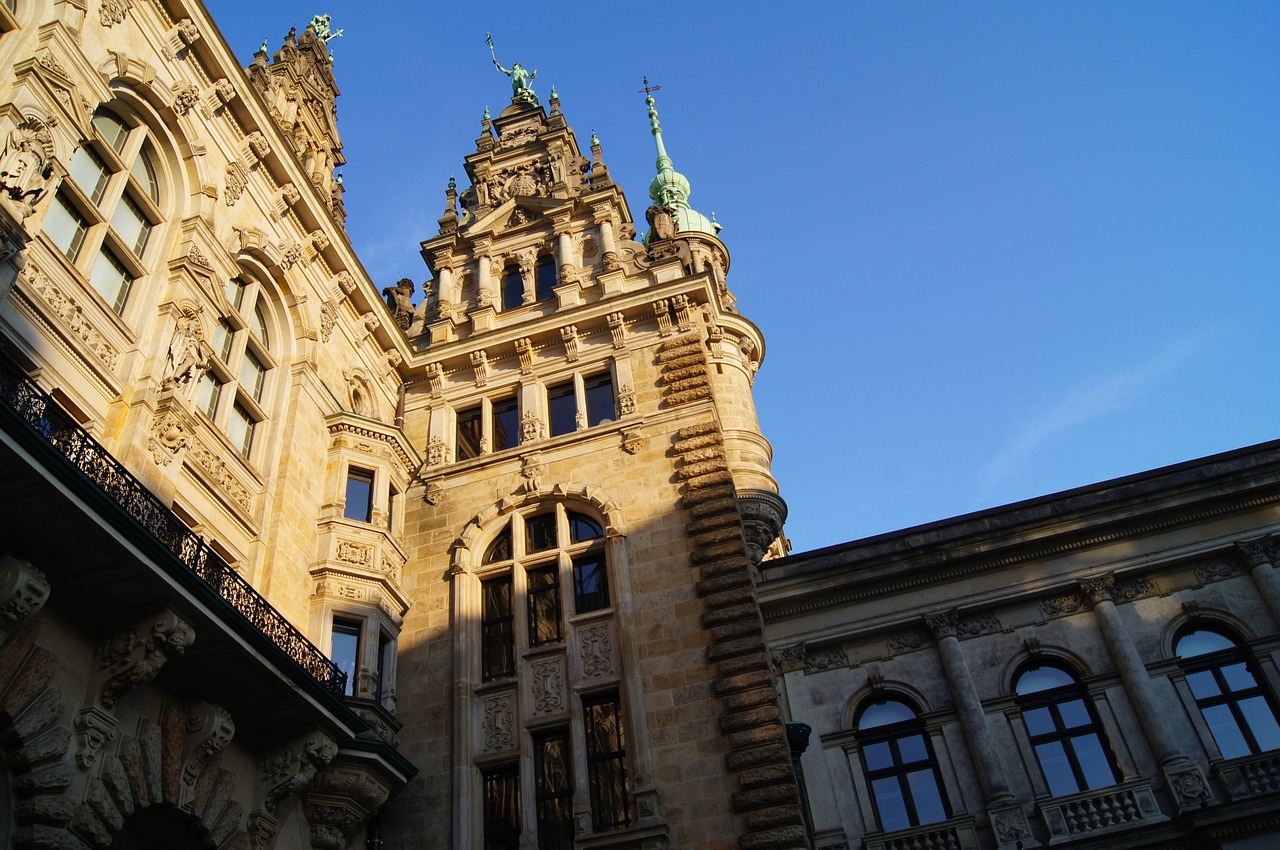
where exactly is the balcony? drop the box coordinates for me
[1213,750,1280,801]
[864,816,979,850]
[1038,780,1166,843]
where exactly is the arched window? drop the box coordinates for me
[41,107,164,316]
[854,697,949,832]
[500,263,524,311]
[1175,626,1280,759]
[196,276,278,460]
[534,254,556,302]
[1014,663,1120,796]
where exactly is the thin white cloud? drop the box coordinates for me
[981,327,1222,491]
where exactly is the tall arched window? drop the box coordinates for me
[500,263,524,311]
[534,254,556,302]
[1014,663,1120,797]
[1176,626,1280,759]
[196,276,278,460]
[855,697,949,832]
[41,107,164,316]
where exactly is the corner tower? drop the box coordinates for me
[392,75,802,850]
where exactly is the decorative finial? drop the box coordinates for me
[550,85,558,100]
[448,174,456,191]
[483,105,491,121]
[591,129,600,147]
[258,38,268,53]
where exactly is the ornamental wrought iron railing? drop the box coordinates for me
[0,353,347,697]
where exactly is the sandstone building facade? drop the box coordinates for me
[0,3,1276,850]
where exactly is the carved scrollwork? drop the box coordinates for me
[96,610,196,708]
[0,554,51,642]
[482,693,514,750]
[261,732,338,813]
[580,625,612,677]
[183,702,235,787]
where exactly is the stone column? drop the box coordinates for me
[1079,575,1212,811]
[554,220,576,284]
[593,205,620,271]
[925,612,1033,849]
[474,238,494,309]
[1235,538,1280,626]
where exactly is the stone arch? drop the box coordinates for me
[842,678,936,731]
[999,643,1098,694]
[451,482,625,576]
[1161,603,1260,660]
[0,621,76,850]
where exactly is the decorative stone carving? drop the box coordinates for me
[991,805,1032,850]
[162,304,208,396]
[74,705,117,769]
[531,658,564,714]
[96,610,196,708]
[183,703,235,787]
[303,764,393,850]
[621,431,643,455]
[382,278,415,330]
[424,480,443,506]
[426,435,448,467]
[24,262,120,368]
[771,644,805,673]
[319,300,337,343]
[261,732,338,813]
[0,117,55,214]
[520,454,545,493]
[956,611,1002,637]
[617,385,636,416]
[516,337,534,373]
[279,240,303,270]
[738,490,787,566]
[887,629,929,653]
[246,811,279,850]
[187,441,252,511]
[1168,763,1212,807]
[482,693,514,750]
[608,312,626,348]
[520,413,544,444]
[169,18,201,53]
[246,131,270,161]
[310,229,331,254]
[580,625,612,677]
[561,325,579,361]
[336,541,372,566]
[224,162,246,205]
[924,610,960,640]
[172,83,200,115]
[653,299,673,336]
[1079,574,1117,606]
[670,294,693,328]
[804,645,847,674]
[149,410,190,465]
[1041,592,1085,618]
[1235,537,1276,569]
[100,0,131,27]
[470,350,489,387]
[646,204,677,241]
[212,78,237,107]
[0,554,50,644]
[426,362,444,397]
[558,263,578,285]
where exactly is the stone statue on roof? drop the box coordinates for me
[486,32,539,107]
[309,14,343,45]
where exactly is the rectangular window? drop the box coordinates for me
[211,319,234,362]
[583,691,631,830]
[483,764,521,850]
[584,371,615,426]
[573,552,610,614]
[227,402,256,458]
[43,195,89,260]
[88,248,133,314]
[225,277,245,309]
[331,618,361,697]
[527,565,563,646]
[110,194,152,256]
[547,381,576,437]
[239,351,267,400]
[481,576,515,681]
[376,630,394,701]
[533,729,575,850]
[492,396,519,451]
[387,486,399,532]
[457,404,483,460]
[197,372,223,419]
[68,147,110,203]
[344,467,374,523]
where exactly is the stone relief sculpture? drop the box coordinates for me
[0,118,56,216]
[381,278,415,330]
[163,306,209,396]
[96,610,196,708]
[646,204,677,241]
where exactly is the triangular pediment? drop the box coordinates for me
[465,196,563,238]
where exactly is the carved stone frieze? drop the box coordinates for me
[482,692,514,750]
[804,645,847,674]
[23,262,120,368]
[580,625,612,677]
[279,240,303,271]
[887,629,929,654]
[0,554,51,643]
[186,440,252,512]
[224,161,247,205]
[531,658,564,714]
[336,540,372,567]
[771,644,804,673]
[1041,592,1086,619]
[1079,574,1116,606]
[96,610,195,708]
[924,610,960,640]
[100,0,131,27]
[1197,558,1242,584]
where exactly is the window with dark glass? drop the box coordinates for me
[481,576,515,680]
[344,467,374,522]
[534,255,557,301]
[457,404,483,460]
[855,698,949,832]
[483,764,521,850]
[584,691,631,830]
[584,372,615,426]
[501,264,524,311]
[485,527,513,564]
[533,729,575,850]
[493,396,519,451]
[376,629,393,701]
[1176,626,1280,759]
[573,552,609,614]
[527,565,563,645]
[331,618,361,697]
[569,512,603,544]
[197,275,276,461]
[1014,664,1120,797]
[547,381,576,437]
[526,513,557,553]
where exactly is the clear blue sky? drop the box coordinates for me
[206,1,1280,552]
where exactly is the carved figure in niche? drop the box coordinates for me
[164,306,208,397]
[381,278,415,330]
[487,33,539,106]
[0,120,55,214]
[646,204,677,241]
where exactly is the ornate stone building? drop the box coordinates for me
[0,3,1277,850]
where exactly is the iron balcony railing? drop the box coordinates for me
[0,352,346,697]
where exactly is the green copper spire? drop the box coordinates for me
[642,80,720,242]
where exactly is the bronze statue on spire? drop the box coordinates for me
[486,33,539,107]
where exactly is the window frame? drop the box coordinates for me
[1175,625,1280,760]
[1013,663,1121,797]
[853,697,952,833]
